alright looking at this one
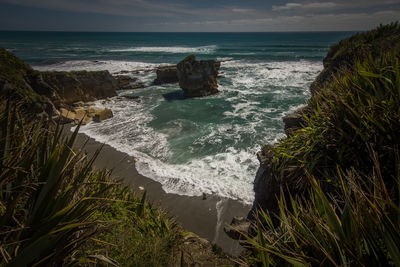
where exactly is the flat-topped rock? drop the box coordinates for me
[154,65,179,85]
[39,70,118,106]
[177,55,220,97]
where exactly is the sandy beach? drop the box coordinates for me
[69,125,251,256]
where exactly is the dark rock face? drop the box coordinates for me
[177,55,220,97]
[154,65,178,84]
[40,71,118,106]
[247,148,282,228]
[282,107,307,136]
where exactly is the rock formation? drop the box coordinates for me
[59,106,113,125]
[0,47,119,121]
[154,65,179,84]
[282,107,307,136]
[177,55,220,97]
[93,108,113,122]
[39,70,118,106]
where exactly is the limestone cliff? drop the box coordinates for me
[177,55,220,97]
[39,70,118,106]
[0,48,118,118]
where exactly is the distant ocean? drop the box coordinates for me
[0,31,354,204]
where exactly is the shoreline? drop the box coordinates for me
[68,125,251,256]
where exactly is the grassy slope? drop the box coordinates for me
[0,48,52,112]
[246,22,400,266]
[259,22,400,191]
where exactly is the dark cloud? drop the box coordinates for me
[0,0,399,31]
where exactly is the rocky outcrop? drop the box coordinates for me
[114,75,145,90]
[115,75,137,89]
[39,70,118,106]
[177,55,220,97]
[0,48,119,120]
[154,65,178,85]
[59,106,113,125]
[282,107,307,136]
[246,148,282,228]
[93,108,113,122]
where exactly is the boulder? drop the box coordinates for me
[154,65,178,84]
[93,108,113,122]
[176,55,220,97]
[59,106,113,125]
[59,107,90,125]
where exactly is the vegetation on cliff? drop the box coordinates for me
[0,102,184,266]
[244,22,400,266]
[0,48,54,115]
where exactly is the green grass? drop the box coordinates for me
[311,22,400,94]
[0,47,53,115]
[0,102,183,266]
[243,23,400,266]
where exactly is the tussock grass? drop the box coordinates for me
[0,102,182,266]
[245,23,400,266]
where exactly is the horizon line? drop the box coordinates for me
[0,30,359,34]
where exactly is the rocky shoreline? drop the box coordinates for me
[0,47,249,255]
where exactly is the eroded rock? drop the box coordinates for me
[59,106,113,125]
[93,108,113,122]
[39,70,118,105]
[282,107,307,136]
[154,65,178,84]
[177,55,220,97]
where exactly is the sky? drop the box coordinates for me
[0,0,399,32]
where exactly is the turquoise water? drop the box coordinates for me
[0,31,354,203]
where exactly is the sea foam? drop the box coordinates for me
[66,58,321,204]
[108,45,217,54]
[33,60,159,74]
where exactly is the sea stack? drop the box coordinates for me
[177,55,220,97]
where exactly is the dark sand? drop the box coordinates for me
[70,126,252,256]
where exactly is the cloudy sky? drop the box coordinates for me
[0,0,399,31]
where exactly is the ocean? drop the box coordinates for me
[0,31,354,204]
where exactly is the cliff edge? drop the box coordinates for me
[0,48,118,118]
[248,22,400,226]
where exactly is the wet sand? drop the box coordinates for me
[69,126,252,256]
